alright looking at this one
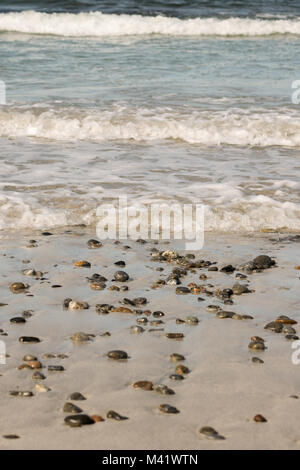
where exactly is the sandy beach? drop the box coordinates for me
[0,227,299,450]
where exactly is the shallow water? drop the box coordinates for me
[0,1,300,232]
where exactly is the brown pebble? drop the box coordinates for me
[165,333,184,339]
[254,414,267,423]
[90,415,105,423]
[133,381,153,391]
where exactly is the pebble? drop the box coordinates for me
[252,357,264,364]
[9,391,34,397]
[130,325,144,334]
[63,402,83,413]
[23,355,37,361]
[159,404,180,414]
[165,333,184,339]
[253,414,267,423]
[232,283,251,295]
[199,427,225,440]
[19,336,41,344]
[175,365,190,375]
[264,321,283,333]
[154,384,175,395]
[20,360,42,370]
[170,353,185,362]
[169,374,184,381]
[35,384,51,393]
[74,261,91,268]
[10,317,26,324]
[248,341,265,351]
[133,381,153,391]
[253,255,274,269]
[153,311,165,318]
[68,392,86,401]
[216,311,234,319]
[90,282,106,291]
[48,365,65,372]
[65,414,95,427]
[185,316,199,325]
[107,350,128,360]
[206,305,220,313]
[107,410,129,421]
[10,282,29,293]
[68,300,89,310]
[32,371,46,380]
[286,334,299,341]
[87,239,102,249]
[175,287,190,295]
[113,271,129,282]
[71,332,91,343]
[3,435,20,439]
[220,265,235,273]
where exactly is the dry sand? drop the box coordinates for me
[0,228,299,450]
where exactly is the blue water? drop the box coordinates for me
[0,0,300,233]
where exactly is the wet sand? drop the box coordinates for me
[0,228,300,450]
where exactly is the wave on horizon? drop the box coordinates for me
[1,11,300,37]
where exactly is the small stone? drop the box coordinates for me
[220,265,235,273]
[48,365,65,372]
[90,282,106,291]
[87,239,102,249]
[216,311,234,319]
[107,350,128,360]
[74,261,91,268]
[68,301,89,310]
[153,311,165,318]
[159,404,180,414]
[63,402,83,413]
[185,316,199,325]
[165,333,184,339]
[32,371,46,380]
[133,381,153,391]
[169,374,184,381]
[254,414,267,423]
[107,410,128,421]
[248,341,265,351]
[130,325,144,334]
[23,361,42,369]
[19,336,40,344]
[199,427,225,440]
[251,336,265,343]
[286,334,299,341]
[71,332,90,343]
[252,357,264,364]
[176,287,190,295]
[3,434,20,439]
[170,353,185,362]
[65,414,94,427]
[206,305,220,313]
[10,283,29,293]
[253,255,274,269]
[35,384,51,393]
[9,391,34,397]
[264,321,283,333]
[68,392,86,401]
[10,317,26,324]
[23,355,37,361]
[175,365,190,375]
[113,271,129,282]
[154,384,175,395]
[111,307,133,313]
[232,283,251,295]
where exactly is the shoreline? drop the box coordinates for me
[0,228,299,450]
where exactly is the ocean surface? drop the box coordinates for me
[0,0,300,233]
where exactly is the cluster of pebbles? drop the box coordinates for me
[2,235,298,443]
